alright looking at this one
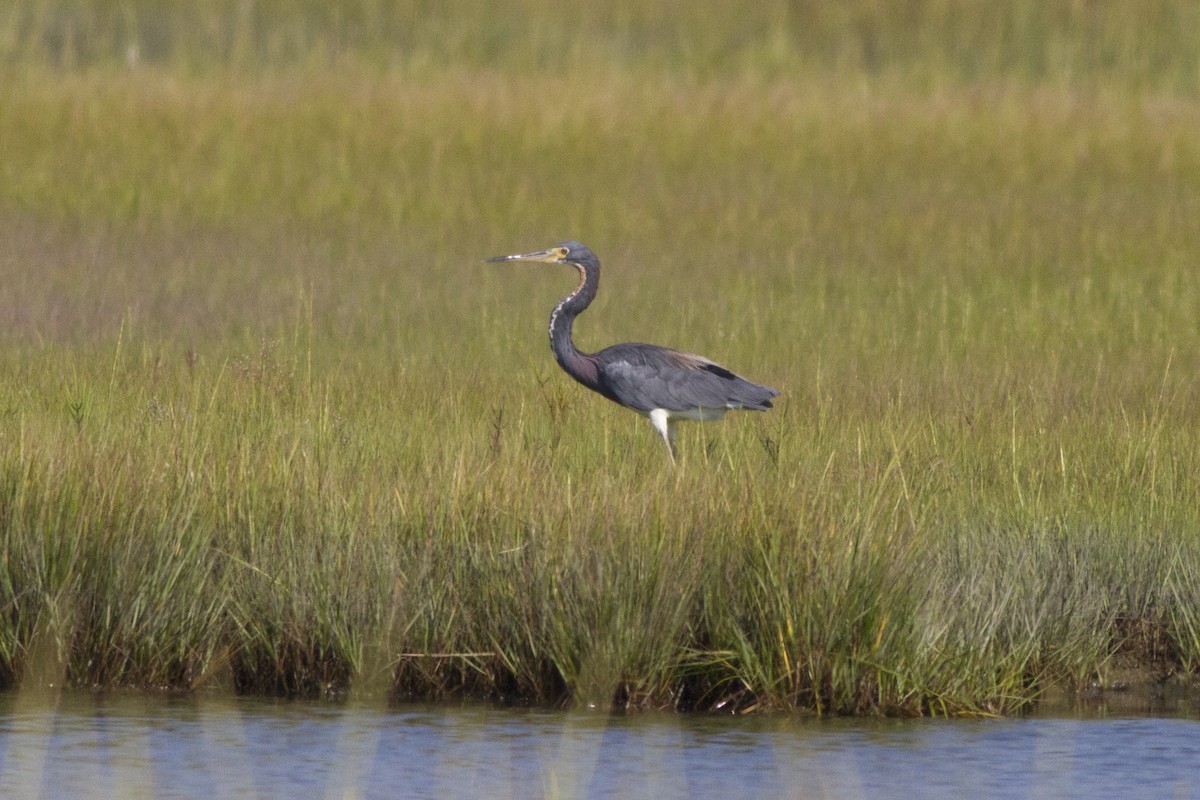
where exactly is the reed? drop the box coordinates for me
[0,2,1199,713]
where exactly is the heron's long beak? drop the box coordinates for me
[483,247,562,264]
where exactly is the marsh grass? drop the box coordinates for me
[2,3,1200,713]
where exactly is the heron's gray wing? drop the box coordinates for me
[596,344,777,413]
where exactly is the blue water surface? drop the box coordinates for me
[0,691,1198,799]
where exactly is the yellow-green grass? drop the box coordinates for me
[2,3,1200,713]
[6,1,1200,91]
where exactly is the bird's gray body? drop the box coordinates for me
[486,241,778,459]
[590,342,777,417]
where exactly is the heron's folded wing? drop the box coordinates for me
[598,346,774,412]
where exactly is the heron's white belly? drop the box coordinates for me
[645,407,728,423]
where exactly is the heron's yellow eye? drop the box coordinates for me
[555,247,569,259]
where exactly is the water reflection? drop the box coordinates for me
[0,690,1197,799]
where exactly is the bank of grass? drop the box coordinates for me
[2,4,1200,714]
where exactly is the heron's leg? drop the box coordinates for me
[648,409,677,463]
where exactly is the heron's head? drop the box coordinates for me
[484,241,597,268]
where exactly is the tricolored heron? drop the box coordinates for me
[485,241,779,461]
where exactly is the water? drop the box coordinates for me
[1,690,1198,799]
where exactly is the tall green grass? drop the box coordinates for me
[5,0,1200,92]
[1,3,1199,713]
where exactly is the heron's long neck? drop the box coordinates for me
[548,263,601,386]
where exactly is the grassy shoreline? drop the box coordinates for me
[3,4,1200,714]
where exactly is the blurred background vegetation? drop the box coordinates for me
[4,0,1200,92]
